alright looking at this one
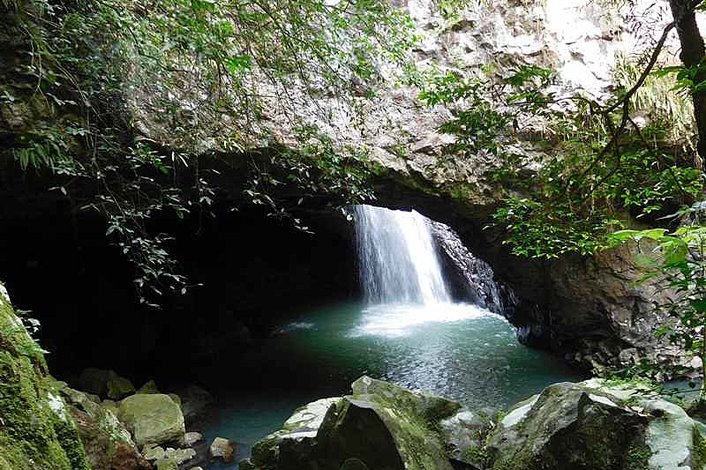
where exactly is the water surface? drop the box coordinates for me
[203,301,582,467]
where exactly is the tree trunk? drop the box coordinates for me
[669,0,706,164]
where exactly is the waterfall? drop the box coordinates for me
[353,205,451,305]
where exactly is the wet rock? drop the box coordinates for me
[183,432,203,447]
[117,394,185,448]
[248,397,341,468]
[164,447,196,465]
[439,409,491,468]
[209,437,235,463]
[142,444,166,461]
[154,459,178,470]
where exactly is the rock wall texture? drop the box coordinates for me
[0,283,91,470]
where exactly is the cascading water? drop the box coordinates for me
[352,204,512,337]
[353,205,450,305]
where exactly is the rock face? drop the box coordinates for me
[117,394,186,448]
[0,283,91,470]
[119,0,686,371]
[245,377,706,470]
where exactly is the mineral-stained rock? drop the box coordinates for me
[209,437,235,463]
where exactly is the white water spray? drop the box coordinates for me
[353,205,451,305]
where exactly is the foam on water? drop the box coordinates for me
[353,302,501,338]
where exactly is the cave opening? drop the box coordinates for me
[0,185,358,391]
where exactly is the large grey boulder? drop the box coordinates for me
[117,393,185,448]
[245,376,461,470]
[485,379,706,470]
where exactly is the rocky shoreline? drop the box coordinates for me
[243,376,706,470]
[3,280,706,470]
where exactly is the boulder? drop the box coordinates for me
[209,437,235,463]
[247,376,460,470]
[485,379,706,470]
[248,397,342,468]
[142,445,166,461]
[137,380,160,394]
[154,459,178,470]
[107,372,136,400]
[60,386,150,470]
[439,409,492,468]
[174,385,213,424]
[78,368,135,400]
[117,394,185,448]
[78,368,111,396]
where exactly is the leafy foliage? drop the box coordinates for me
[610,223,706,399]
[1,0,415,304]
[419,62,704,258]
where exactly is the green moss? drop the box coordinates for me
[692,425,706,469]
[625,443,651,470]
[462,444,489,466]
[0,289,90,470]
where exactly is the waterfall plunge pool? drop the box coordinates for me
[203,206,583,467]
[201,301,582,467]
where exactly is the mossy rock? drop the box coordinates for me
[59,385,147,470]
[249,376,458,470]
[118,393,185,447]
[0,282,90,470]
[79,368,135,399]
[486,380,706,470]
[107,371,136,400]
[250,397,341,468]
[137,379,161,394]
